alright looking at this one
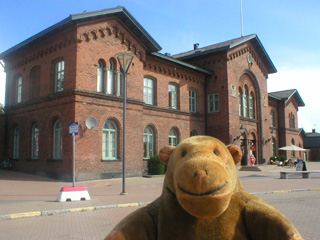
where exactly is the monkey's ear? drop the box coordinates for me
[159,146,176,165]
[227,145,242,165]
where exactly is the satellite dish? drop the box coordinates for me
[85,117,98,129]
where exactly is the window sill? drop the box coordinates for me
[101,159,122,162]
[47,158,63,162]
[27,158,39,161]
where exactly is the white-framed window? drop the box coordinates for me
[144,78,154,105]
[107,59,115,95]
[54,60,65,92]
[208,93,220,113]
[243,85,249,117]
[116,70,124,97]
[189,90,197,113]
[13,126,20,159]
[239,87,243,116]
[15,76,22,103]
[102,120,118,160]
[97,59,106,92]
[143,126,155,159]
[190,130,198,137]
[249,92,255,119]
[31,123,39,159]
[53,119,62,159]
[169,128,178,146]
[169,84,178,109]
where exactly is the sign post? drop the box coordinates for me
[69,122,78,187]
[56,122,90,202]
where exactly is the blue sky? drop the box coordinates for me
[0,0,319,131]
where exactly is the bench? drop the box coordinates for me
[280,170,320,179]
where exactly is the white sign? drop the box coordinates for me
[69,122,79,136]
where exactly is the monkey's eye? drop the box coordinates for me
[181,150,187,157]
[214,150,220,156]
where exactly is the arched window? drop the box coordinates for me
[31,123,39,159]
[13,126,20,159]
[143,126,155,159]
[107,59,116,94]
[169,128,178,146]
[97,59,106,92]
[190,130,198,137]
[169,84,178,109]
[144,78,155,105]
[243,85,249,117]
[289,113,295,129]
[54,60,65,92]
[102,120,118,160]
[189,90,197,113]
[238,87,243,116]
[249,92,255,119]
[14,75,22,104]
[53,119,62,159]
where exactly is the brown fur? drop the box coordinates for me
[105,136,303,240]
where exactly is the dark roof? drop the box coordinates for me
[305,132,320,138]
[0,7,161,59]
[151,53,212,75]
[172,34,277,74]
[268,89,305,107]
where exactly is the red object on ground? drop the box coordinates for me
[60,186,87,192]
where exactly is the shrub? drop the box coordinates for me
[147,155,166,175]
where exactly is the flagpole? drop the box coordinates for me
[240,0,244,37]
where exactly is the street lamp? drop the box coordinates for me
[265,129,276,144]
[233,125,245,143]
[115,52,135,195]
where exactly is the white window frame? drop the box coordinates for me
[144,78,154,105]
[239,88,243,116]
[31,123,39,159]
[107,60,115,95]
[169,84,177,109]
[143,126,154,159]
[243,85,249,117]
[53,119,62,159]
[116,70,124,97]
[249,92,254,119]
[16,76,22,103]
[13,126,20,159]
[97,60,105,92]
[208,93,220,113]
[189,90,197,113]
[169,128,178,146]
[102,120,118,160]
[55,60,65,92]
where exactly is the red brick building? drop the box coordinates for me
[0,7,305,180]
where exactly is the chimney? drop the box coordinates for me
[194,43,199,50]
[312,129,316,133]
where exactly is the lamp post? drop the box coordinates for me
[115,52,135,195]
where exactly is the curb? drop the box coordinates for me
[1,189,320,221]
[0,201,150,221]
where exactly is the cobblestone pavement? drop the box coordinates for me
[0,191,319,240]
[0,162,320,239]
